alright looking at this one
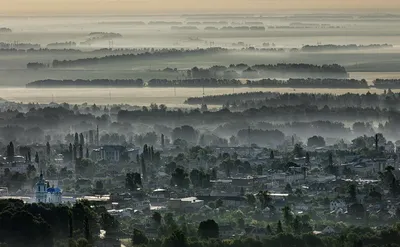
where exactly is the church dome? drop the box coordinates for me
[47,187,61,193]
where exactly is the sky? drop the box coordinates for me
[1,0,400,15]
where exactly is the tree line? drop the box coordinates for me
[26,79,144,88]
[185,91,398,109]
[28,78,368,88]
[301,43,393,52]
[187,63,348,79]
[245,78,368,88]
[374,79,400,89]
[147,78,242,87]
[51,47,228,68]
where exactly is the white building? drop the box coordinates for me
[93,145,126,163]
[35,173,62,204]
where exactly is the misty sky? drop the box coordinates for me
[2,0,400,15]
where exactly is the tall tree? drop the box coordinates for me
[85,147,89,159]
[348,183,357,202]
[141,154,147,182]
[35,152,40,164]
[150,146,154,161]
[293,143,304,158]
[79,133,85,147]
[46,142,51,157]
[79,145,83,159]
[171,167,190,188]
[292,216,301,234]
[136,154,140,164]
[285,183,293,193]
[257,164,263,175]
[270,150,275,159]
[276,220,283,234]
[68,143,73,159]
[125,172,142,191]
[74,132,79,146]
[266,224,273,235]
[198,219,219,239]
[161,134,165,148]
[7,142,15,158]
[84,216,91,243]
[282,206,293,227]
[68,212,73,238]
[132,228,148,246]
[246,193,256,207]
[162,230,188,247]
[152,212,162,225]
[89,130,94,145]
[328,152,333,166]
[28,150,31,162]
[96,125,99,146]
[73,144,77,161]
[257,190,272,209]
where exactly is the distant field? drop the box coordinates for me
[1,15,400,89]
[0,87,394,107]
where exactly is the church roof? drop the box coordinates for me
[47,187,61,193]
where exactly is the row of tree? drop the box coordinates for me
[185,91,397,109]
[51,47,227,68]
[245,78,368,88]
[27,79,144,88]
[187,63,348,79]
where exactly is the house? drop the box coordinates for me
[196,195,247,208]
[76,178,92,190]
[149,188,170,202]
[245,226,267,238]
[294,203,309,212]
[107,208,133,218]
[0,187,8,196]
[0,155,38,176]
[330,199,346,211]
[321,226,337,235]
[168,197,204,212]
[132,199,150,211]
[308,183,328,192]
[231,177,254,188]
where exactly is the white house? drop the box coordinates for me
[93,145,126,163]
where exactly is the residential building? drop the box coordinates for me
[168,197,204,212]
[330,199,346,212]
[93,145,126,162]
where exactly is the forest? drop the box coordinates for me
[26,79,144,88]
